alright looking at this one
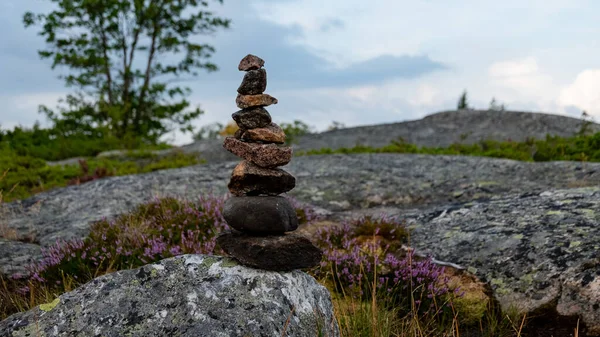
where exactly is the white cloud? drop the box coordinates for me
[0,92,65,128]
[408,84,440,107]
[488,57,558,105]
[252,0,589,67]
[558,69,600,117]
[489,57,539,78]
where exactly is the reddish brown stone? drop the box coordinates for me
[236,93,278,109]
[223,137,292,168]
[217,231,323,271]
[237,69,267,95]
[232,107,272,129]
[240,123,286,144]
[238,54,265,71]
[229,161,295,196]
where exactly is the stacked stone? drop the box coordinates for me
[216,54,322,272]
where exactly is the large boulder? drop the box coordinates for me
[382,186,600,335]
[0,255,340,337]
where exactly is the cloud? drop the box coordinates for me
[319,18,344,32]
[2,0,600,147]
[558,69,600,117]
[488,57,558,103]
[0,92,64,128]
[489,57,539,78]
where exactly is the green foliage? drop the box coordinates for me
[577,111,596,136]
[489,97,506,111]
[298,132,600,163]
[280,120,314,145]
[0,123,171,161]
[457,90,470,110]
[23,0,230,143]
[193,122,225,141]
[327,121,346,131]
[0,148,200,202]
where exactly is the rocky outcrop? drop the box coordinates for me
[0,255,340,337]
[173,109,600,164]
[402,187,600,334]
[291,109,600,152]
[3,154,600,275]
[3,153,600,334]
[44,110,600,166]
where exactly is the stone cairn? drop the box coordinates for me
[216,54,322,271]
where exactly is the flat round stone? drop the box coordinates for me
[236,93,278,109]
[228,161,295,196]
[223,137,292,168]
[232,107,272,129]
[238,54,265,71]
[216,231,323,271]
[223,196,298,233]
[237,69,267,95]
[240,123,286,144]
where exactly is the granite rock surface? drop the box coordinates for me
[0,255,339,337]
[3,153,600,333]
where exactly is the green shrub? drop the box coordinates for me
[298,132,600,163]
[0,124,171,162]
[0,149,201,202]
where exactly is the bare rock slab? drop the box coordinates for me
[240,123,286,144]
[0,255,339,337]
[405,186,600,335]
[217,231,323,271]
[236,93,278,109]
[238,54,265,71]
[223,137,292,168]
[229,161,295,196]
[232,107,272,129]
[237,69,267,95]
[223,196,298,233]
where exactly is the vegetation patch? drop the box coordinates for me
[0,195,530,336]
[0,147,201,202]
[298,132,600,163]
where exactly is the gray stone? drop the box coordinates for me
[0,255,340,337]
[290,110,600,153]
[0,239,40,277]
[217,231,323,271]
[223,196,298,233]
[232,107,272,129]
[397,187,600,334]
[238,54,265,71]
[237,69,267,95]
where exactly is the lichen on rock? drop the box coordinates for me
[0,255,340,337]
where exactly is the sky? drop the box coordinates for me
[1,0,599,145]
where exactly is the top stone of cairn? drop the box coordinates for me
[238,54,265,71]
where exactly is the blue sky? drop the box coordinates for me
[1,0,599,144]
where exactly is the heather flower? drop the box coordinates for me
[311,215,459,319]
